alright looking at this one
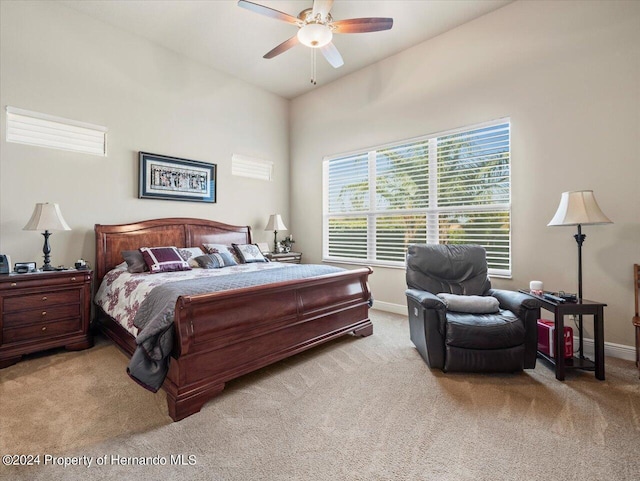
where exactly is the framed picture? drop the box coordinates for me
[139,152,216,203]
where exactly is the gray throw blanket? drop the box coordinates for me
[127,264,344,391]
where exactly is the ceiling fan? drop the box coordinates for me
[238,0,393,82]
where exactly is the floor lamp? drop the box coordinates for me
[548,190,612,357]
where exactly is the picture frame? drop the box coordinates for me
[139,152,216,203]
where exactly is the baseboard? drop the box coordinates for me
[371,301,636,361]
[576,337,636,362]
[371,300,406,315]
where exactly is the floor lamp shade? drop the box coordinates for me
[547,190,612,227]
[264,214,287,253]
[23,203,71,271]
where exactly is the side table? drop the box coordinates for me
[0,269,93,368]
[520,290,606,381]
[265,252,302,264]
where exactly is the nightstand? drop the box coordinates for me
[0,269,93,368]
[265,252,302,264]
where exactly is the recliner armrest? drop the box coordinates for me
[488,289,541,314]
[489,288,541,370]
[405,289,446,310]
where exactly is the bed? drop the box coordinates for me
[94,217,373,421]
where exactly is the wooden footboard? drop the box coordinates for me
[167,267,372,420]
[94,218,373,421]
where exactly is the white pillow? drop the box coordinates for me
[436,293,500,313]
[178,247,206,268]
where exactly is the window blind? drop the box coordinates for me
[323,119,511,276]
[6,106,107,156]
[232,154,273,181]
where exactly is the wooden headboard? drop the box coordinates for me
[94,218,252,286]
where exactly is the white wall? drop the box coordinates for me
[0,1,289,268]
[290,1,640,347]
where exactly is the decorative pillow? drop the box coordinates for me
[140,246,192,273]
[178,247,206,268]
[194,252,237,269]
[232,243,268,263]
[203,243,242,264]
[122,250,148,273]
[436,293,500,313]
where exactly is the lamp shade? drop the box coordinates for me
[297,23,333,48]
[547,190,612,227]
[264,214,287,232]
[23,203,71,231]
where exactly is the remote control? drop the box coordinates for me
[543,293,565,303]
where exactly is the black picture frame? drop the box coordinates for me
[139,152,216,203]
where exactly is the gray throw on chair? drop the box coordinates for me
[405,244,541,372]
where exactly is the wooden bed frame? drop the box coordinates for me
[94,218,373,421]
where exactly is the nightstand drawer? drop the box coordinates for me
[4,290,80,312]
[0,272,88,291]
[3,318,82,344]
[3,304,81,328]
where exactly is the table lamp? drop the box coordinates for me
[23,203,71,271]
[264,214,287,253]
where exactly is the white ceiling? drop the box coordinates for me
[60,0,512,99]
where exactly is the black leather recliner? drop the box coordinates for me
[406,244,541,372]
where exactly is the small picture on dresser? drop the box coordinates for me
[139,152,216,203]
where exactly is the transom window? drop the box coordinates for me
[322,119,511,276]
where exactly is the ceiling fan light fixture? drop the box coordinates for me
[297,23,332,48]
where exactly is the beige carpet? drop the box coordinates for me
[1,310,639,481]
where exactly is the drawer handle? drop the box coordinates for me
[71,277,76,281]
[10,282,17,287]
[42,311,47,316]
[42,296,48,301]
[42,326,47,331]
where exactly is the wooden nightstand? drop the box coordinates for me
[265,252,302,264]
[0,269,93,368]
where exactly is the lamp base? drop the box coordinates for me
[41,230,53,272]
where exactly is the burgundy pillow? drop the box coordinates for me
[140,247,191,273]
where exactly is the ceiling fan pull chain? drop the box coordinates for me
[311,48,317,85]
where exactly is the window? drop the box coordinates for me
[232,154,273,181]
[323,119,511,276]
[6,106,107,156]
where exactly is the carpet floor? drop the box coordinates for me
[0,310,639,480]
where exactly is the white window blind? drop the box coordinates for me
[6,106,107,156]
[232,154,273,181]
[323,119,511,276]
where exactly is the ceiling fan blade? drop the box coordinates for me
[320,42,344,68]
[263,35,300,59]
[312,0,334,19]
[238,0,299,25]
[332,17,394,34]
